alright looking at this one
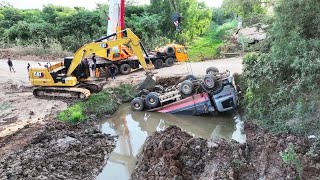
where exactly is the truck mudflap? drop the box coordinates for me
[150,93,215,116]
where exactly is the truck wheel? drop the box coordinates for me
[145,92,160,108]
[206,66,219,75]
[131,97,144,111]
[120,64,131,75]
[179,80,193,95]
[108,65,119,75]
[165,46,175,56]
[154,59,164,69]
[184,74,197,81]
[165,57,175,67]
[136,89,149,99]
[203,74,217,89]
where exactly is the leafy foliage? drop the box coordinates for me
[58,84,135,123]
[280,143,303,178]
[242,0,320,135]
[0,0,212,53]
[58,103,86,123]
[188,20,237,61]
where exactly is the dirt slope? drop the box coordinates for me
[131,124,320,180]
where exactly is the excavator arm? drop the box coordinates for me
[67,28,151,75]
[67,28,155,90]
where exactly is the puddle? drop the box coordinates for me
[96,104,245,180]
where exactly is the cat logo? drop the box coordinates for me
[34,72,44,78]
[100,43,108,48]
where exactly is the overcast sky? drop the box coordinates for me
[2,0,223,9]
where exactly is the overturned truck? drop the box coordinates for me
[131,67,239,116]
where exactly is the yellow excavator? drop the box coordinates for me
[29,28,156,100]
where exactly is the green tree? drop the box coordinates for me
[147,0,212,43]
[243,0,320,134]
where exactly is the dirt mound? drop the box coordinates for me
[132,124,320,180]
[156,76,184,87]
[0,121,116,180]
[131,126,208,180]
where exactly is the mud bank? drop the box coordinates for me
[132,124,320,180]
[0,120,116,180]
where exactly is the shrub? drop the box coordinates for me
[58,103,85,123]
[58,84,135,123]
[242,0,320,135]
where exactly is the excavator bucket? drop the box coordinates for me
[137,74,156,90]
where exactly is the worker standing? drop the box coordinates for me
[110,64,117,80]
[92,53,97,77]
[7,57,15,73]
[105,65,110,81]
[27,63,30,72]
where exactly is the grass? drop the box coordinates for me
[0,38,72,59]
[280,143,303,179]
[188,20,237,62]
[58,84,135,123]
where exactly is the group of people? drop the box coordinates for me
[6,56,31,74]
[91,53,118,81]
[7,53,119,81]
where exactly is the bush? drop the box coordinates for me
[242,0,320,135]
[58,103,85,123]
[7,38,72,58]
[58,84,135,123]
[84,88,123,118]
[111,84,136,102]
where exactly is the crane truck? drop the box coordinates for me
[102,0,188,75]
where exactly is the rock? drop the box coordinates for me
[56,136,80,148]
[29,111,34,115]
[308,135,316,139]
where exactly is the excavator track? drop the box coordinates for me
[77,82,103,93]
[33,87,91,100]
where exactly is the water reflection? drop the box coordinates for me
[96,104,245,180]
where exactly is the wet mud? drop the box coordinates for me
[0,121,116,180]
[131,124,320,180]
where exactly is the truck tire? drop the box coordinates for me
[203,74,217,89]
[136,89,150,99]
[179,80,193,95]
[108,65,119,75]
[165,57,175,67]
[206,66,219,75]
[145,92,160,108]
[120,64,131,75]
[154,59,164,69]
[165,46,175,56]
[131,97,144,111]
[184,74,197,81]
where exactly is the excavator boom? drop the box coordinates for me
[67,28,150,75]
[66,28,155,90]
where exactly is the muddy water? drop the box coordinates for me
[96,104,245,180]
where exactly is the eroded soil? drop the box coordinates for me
[131,125,320,180]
